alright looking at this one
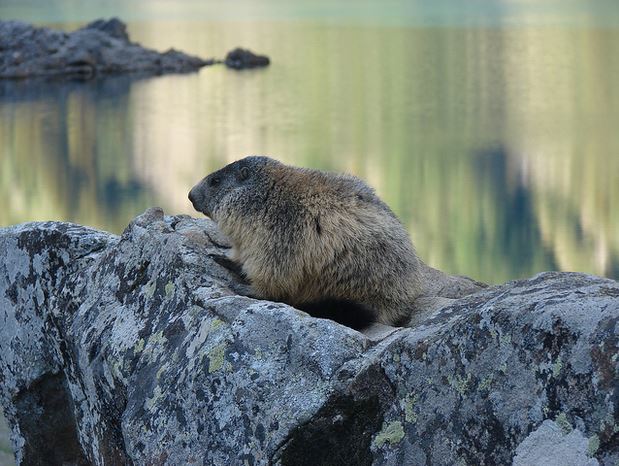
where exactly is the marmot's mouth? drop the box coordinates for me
[188,190,211,218]
[200,207,213,220]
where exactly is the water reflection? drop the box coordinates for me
[0,76,153,231]
[0,20,617,284]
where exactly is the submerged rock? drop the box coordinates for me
[0,18,213,79]
[0,210,617,465]
[225,48,270,70]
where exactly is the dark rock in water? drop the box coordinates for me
[225,47,270,70]
[0,209,617,465]
[0,18,213,79]
[86,18,130,42]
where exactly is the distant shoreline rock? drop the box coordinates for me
[0,18,270,80]
[225,48,270,70]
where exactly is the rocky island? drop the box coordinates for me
[0,210,617,465]
[0,18,270,79]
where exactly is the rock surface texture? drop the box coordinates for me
[0,210,617,465]
[0,18,212,79]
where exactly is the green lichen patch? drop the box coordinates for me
[555,413,572,434]
[145,385,163,411]
[479,375,493,391]
[111,360,124,380]
[156,365,167,380]
[499,333,512,346]
[164,281,175,297]
[208,343,227,373]
[374,421,405,448]
[211,318,225,331]
[403,394,418,423]
[134,338,145,353]
[552,358,563,377]
[449,373,471,395]
[144,280,157,298]
[189,305,203,318]
[149,331,166,346]
[587,434,600,457]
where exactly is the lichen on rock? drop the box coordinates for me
[0,210,617,465]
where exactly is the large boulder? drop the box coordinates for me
[0,209,617,465]
[0,19,212,79]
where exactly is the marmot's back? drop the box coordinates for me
[189,156,423,328]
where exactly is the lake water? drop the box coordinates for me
[1,0,618,284]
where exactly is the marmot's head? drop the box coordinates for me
[188,156,276,220]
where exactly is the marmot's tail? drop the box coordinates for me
[297,299,376,330]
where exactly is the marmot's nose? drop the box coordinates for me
[188,189,197,206]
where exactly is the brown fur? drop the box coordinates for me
[189,156,423,326]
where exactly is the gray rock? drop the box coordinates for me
[224,48,270,70]
[0,211,617,465]
[513,420,598,466]
[0,19,213,79]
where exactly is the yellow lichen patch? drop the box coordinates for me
[449,373,471,395]
[403,394,418,423]
[479,374,493,391]
[556,413,572,434]
[374,421,405,448]
[145,385,163,411]
[587,434,600,457]
[134,338,145,353]
[211,318,225,331]
[208,343,227,373]
[144,280,157,298]
[149,331,166,346]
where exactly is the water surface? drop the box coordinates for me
[1,0,618,283]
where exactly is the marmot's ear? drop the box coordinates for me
[239,166,250,181]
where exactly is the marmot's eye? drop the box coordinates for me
[209,177,221,187]
[239,166,250,181]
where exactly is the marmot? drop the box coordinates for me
[188,156,423,329]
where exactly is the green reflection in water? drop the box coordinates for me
[1,15,618,284]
